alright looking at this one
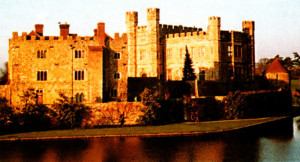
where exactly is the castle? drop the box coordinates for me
[2,8,255,105]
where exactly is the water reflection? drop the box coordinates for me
[0,117,299,161]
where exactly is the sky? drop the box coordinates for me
[0,0,300,67]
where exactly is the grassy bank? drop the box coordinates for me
[0,117,287,141]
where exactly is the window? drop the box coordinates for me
[199,70,205,82]
[114,53,121,59]
[191,47,194,58]
[199,47,205,57]
[228,45,232,57]
[75,70,84,80]
[75,93,84,103]
[75,50,84,58]
[167,49,172,59]
[167,69,172,80]
[140,50,146,60]
[37,71,47,81]
[114,73,120,79]
[36,89,43,104]
[37,50,47,58]
[110,89,117,97]
[180,48,185,59]
[234,46,242,58]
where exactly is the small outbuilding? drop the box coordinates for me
[265,58,290,88]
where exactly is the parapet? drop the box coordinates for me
[167,31,207,39]
[147,8,160,21]
[208,16,221,27]
[160,24,202,34]
[209,16,221,21]
[10,34,96,42]
[126,11,138,24]
[242,21,255,30]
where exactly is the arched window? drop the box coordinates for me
[37,50,40,58]
[80,93,84,102]
[76,93,84,103]
[76,93,80,103]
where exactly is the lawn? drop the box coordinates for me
[0,116,287,140]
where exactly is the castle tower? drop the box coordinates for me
[59,23,70,40]
[243,21,255,77]
[207,16,221,41]
[126,11,138,77]
[147,8,160,77]
[207,17,221,80]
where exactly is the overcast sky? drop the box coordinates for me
[0,0,300,67]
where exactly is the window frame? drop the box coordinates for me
[37,70,47,81]
[74,70,85,80]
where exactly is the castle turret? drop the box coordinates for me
[147,8,161,78]
[243,21,255,77]
[242,21,254,37]
[126,11,138,77]
[59,23,70,39]
[35,24,44,36]
[207,16,221,80]
[207,16,221,40]
[97,22,105,46]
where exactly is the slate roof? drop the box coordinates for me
[265,58,288,73]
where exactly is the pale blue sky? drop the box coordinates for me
[0,0,300,67]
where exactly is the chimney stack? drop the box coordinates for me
[59,22,70,39]
[35,24,44,36]
[97,22,105,46]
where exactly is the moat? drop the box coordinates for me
[0,116,299,161]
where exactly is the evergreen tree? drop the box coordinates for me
[182,46,196,81]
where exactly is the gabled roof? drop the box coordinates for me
[28,30,41,37]
[265,58,288,73]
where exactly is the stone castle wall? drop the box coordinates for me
[5,8,255,106]
[104,33,128,101]
[126,8,254,82]
[9,33,103,106]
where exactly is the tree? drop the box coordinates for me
[0,62,8,85]
[138,88,162,125]
[182,46,196,81]
[256,58,269,76]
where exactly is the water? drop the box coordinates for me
[0,117,300,161]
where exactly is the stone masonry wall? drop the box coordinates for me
[105,33,128,101]
[9,34,103,106]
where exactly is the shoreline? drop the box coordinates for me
[0,116,290,142]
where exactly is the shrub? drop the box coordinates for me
[224,91,248,119]
[0,97,14,127]
[52,93,92,129]
[185,97,224,121]
[21,104,56,130]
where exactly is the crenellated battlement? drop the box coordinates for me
[113,32,127,40]
[137,25,147,29]
[242,21,254,25]
[126,11,138,23]
[147,8,159,21]
[10,32,97,42]
[209,16,221,20]
[147,8,159,14]
[160,24,202,34]
[167,31,207,39]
